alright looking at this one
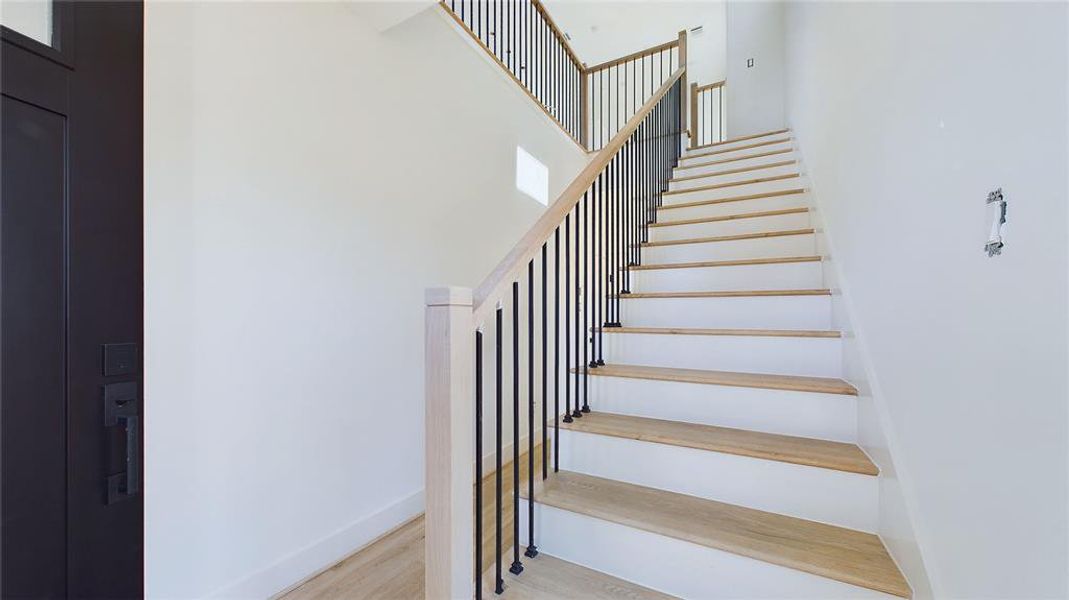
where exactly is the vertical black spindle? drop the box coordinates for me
[573,195,583,419]
[563,214,572,424]
[475,329,483,600]
[586,179,595,371]
[525,262,537,559]
[541,242,547,480]
[553,228,561,469]
[596,170,605,365]
[494,305,504,595]
[510,282,523,576]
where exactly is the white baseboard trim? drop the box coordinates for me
[205,489,425,600]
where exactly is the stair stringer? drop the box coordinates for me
[792,138,937,599]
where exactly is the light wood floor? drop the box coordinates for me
[280,514,673,600]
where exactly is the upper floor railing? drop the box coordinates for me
[689,79,726,148]
[441,0,586,147]
[439,0,692,152]
[586,33,685,151]
[425,66,685,599]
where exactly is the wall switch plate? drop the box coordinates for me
[747,58,755,68]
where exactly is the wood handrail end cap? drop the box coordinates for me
[425,286,474,307]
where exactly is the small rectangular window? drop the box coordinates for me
[515,146,548,206]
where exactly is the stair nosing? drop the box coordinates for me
[559,411,876,475]
[658,188,807,212]
[681,137,793,161]
[662,173,802,197]
[629,255,822,271]
[641,228,815,248]
[525,471,911,599]
[688,128,790,151]
[650,207,809,229]
[670,159,797,184]
[674,148,794,172]
[574,363,858,396]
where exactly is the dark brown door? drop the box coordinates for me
[2,2,143,598]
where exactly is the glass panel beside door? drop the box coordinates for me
[1,0,53,47]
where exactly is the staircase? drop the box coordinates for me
[422,15,912,592]
[513,129,912,599]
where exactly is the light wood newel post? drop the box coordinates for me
[689,82,699,149]
[425,286,475,600]
[678,29,688,143]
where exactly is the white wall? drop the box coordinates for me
[784,2,1068,598]
[144,3,589,598]
[545,1,727,86]
[725,1,785,137]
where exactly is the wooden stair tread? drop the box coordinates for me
[527,472,911,598]
[630,255,821,271]
[641,228,814,248]
[618,288,831,299]
[579,363,858,396]
[662,173,801,196]
[683,137,792,161]
[597,326,840,338]
[560,412,876,475]
[689,128,790,150]
[659,188,806,212]
[675,148,793,171]
[670,159,797,184]
[650,207,808,229]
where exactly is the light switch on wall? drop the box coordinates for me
[747,58,755,68]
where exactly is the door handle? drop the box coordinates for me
[104,382,140,504]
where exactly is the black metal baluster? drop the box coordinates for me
[573,195,583,419]
[613,157,620,325]
[563,213,572,424]
[619,142,626,299]
[541,242,547,480]
[585,178,594,373]
[510,282,523,576]
[475,329,483,600]
[525,261,537,559]
[494,305,503,595]
[553,228,561,469]
[596,170,605,365]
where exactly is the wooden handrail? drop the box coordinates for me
[696,80,726,92]
[472,66,686,324]
[584,38,679,74]
[532,0,585,71]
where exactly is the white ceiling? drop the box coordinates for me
[542,1,727,84]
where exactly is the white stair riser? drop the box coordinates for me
[678,140,794,166]
[644,233,817,263]
[631,261,824,292]
[657,193,809,222]
[619,294,833,330]
[660,177,805,205]
[520,503,899,599]
[558,431,877,531]
[674,150,797,179]
[668,162,799,191]
[586,376,857,442]
[651,211,811,241]
[601,333,842,377]
[684,131,788,155]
